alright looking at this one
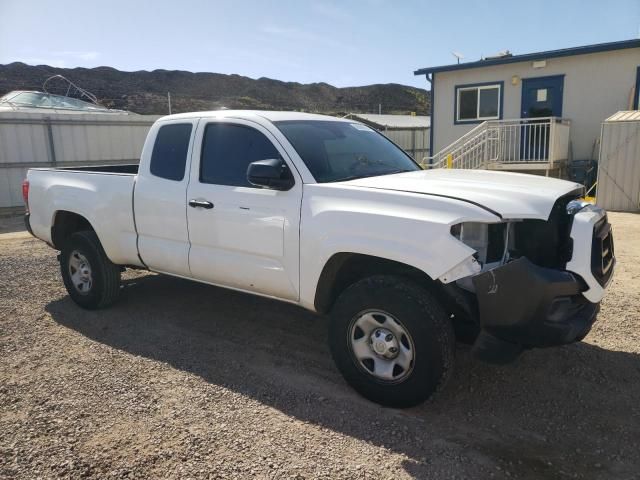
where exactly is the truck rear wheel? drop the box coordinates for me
[60,231,121,310]
[329,275,455,408]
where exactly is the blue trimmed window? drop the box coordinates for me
[455,82,503,123]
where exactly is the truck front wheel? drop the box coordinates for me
[329,275,455,408]
[60,231,121,310]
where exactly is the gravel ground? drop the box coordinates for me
[1,212,639,480]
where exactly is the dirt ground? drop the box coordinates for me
[1,212,639,480]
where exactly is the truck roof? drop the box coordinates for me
[156,110,352,123]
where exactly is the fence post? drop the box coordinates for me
[45,117,57,166]
[411,129,416,159]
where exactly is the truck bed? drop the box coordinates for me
[55,164,139,174]
[26,165,142,267]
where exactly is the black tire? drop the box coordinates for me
[329,275,455,408]
[60,230,121,310]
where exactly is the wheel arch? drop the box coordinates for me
[314,253,438,314]
[51,210,96,250]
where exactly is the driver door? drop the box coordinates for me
[186,119,302,301]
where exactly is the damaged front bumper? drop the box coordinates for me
[462,203,615,364]
[470,257,599,364]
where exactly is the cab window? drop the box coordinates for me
[149,123,192,181]
[200,123,281,187]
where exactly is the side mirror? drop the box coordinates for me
[247,158,294,191]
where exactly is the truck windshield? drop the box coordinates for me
[274,120,420,183]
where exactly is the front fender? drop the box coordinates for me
[298,184,500,310]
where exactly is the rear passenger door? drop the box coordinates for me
[135,119,197,277]
[186,119,302,300]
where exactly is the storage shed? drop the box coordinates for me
[345,113,430,160]
[596,111,640,212]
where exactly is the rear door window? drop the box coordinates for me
[150,123,193,181]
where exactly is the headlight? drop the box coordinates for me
[566,199,590,215]
[450,222,489,262]
[566,200,604,216]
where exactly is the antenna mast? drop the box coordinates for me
[451,51,465,64]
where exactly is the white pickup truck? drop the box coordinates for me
[24,111,615,407]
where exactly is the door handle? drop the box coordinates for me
[188,199,214,209]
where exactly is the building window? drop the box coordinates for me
[455,83,502,123]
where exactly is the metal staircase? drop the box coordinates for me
[422,117,570,175]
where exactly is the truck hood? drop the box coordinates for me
[343,169,583,220]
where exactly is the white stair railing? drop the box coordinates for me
[422,117,570,170]
[421,121,490,169]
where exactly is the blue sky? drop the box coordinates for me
[0,0,638,89]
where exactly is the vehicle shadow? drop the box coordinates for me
[45,272,640,479]
[0,214,27,234]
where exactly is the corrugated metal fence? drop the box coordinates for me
[382,128,430,161]
[596,112,640,212]
[0,112,159,212]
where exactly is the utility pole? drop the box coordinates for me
[378,103,381,115]
[168,92,172,115]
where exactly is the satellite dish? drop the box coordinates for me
[451,51,464,64]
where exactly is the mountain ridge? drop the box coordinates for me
[0,62,430,116]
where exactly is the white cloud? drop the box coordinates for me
[311,3,352,21]
[9,50,100,68]
[261,25,314,40]
[21,57,67,68]
[53,51,100,61]
[260,24,353,51]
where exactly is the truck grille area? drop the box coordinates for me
[591,216,615,286]
[512,194,577,269]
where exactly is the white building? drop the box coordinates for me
[414,39,640,175]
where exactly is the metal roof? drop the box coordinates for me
[414,39,640,76]
[346,113,430,129]
[605,111,640,122]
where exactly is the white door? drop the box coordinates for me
[135,119,198,277]
[186,119,301,300]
